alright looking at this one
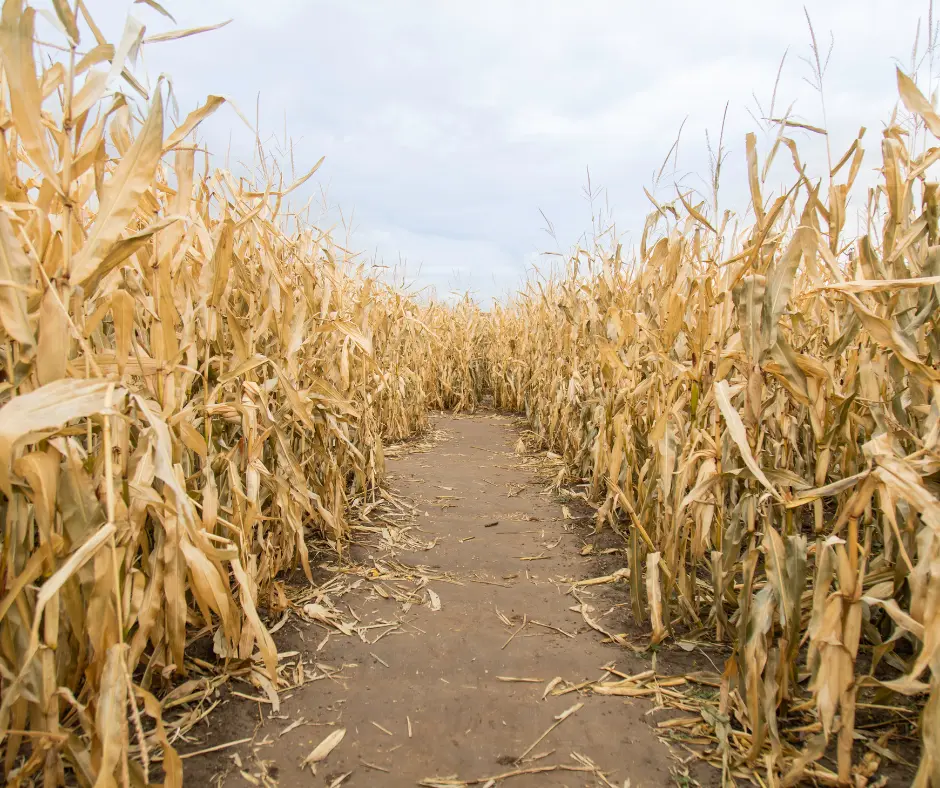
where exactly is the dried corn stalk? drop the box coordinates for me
[0,2,434,783]
[471,69,940,786]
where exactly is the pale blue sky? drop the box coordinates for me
[75,1,931,301]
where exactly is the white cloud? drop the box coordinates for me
[355,224,537,304]
[80,0,931,299]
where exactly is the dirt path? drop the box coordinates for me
[184,414,678,787]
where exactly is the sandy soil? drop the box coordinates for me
[182,413,696,787]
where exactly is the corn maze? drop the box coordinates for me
[0,1,938,785]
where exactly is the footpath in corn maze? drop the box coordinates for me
[182,413,700,787]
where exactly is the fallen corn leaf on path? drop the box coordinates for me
[185,414,687,787]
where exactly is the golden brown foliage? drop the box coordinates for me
[478,76,940,786]
[0,2,433,783]
[421,295,490,413]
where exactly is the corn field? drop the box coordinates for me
[0,0,939,785]
[480,87,940,784]
[0,1,437,783]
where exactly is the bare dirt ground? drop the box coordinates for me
[182,413,705,787]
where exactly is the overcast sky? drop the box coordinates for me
[80,1,930,301]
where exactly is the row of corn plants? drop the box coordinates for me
[473,71,940,786]
[0,1,439,783]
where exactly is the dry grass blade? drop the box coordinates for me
[516,702,582,762]
[301,728,346,772]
